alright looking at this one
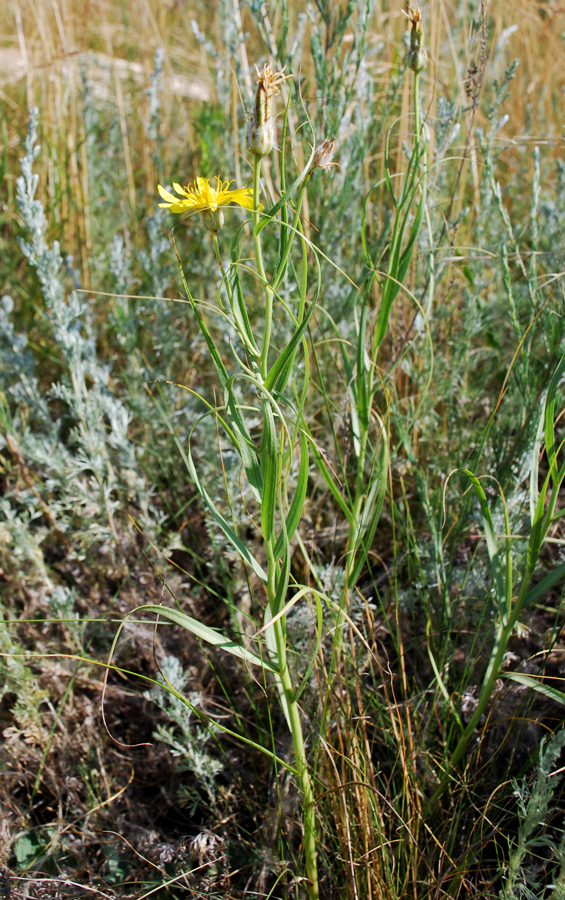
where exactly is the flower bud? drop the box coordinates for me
[247,109,275,158]
[403,6,427,74]
[247,63,290,158]
[202,208,225,233]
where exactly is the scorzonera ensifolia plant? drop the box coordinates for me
[112,61,334,900]
[117,11,434,892]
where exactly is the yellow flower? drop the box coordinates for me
[157,177,260,233]
[157,176,258,213]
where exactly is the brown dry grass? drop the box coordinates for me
[4,0,562,246]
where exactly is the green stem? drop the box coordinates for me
[212,231,227,302]
[414,70,421,148]
[267,539,319,900]
[252,152,319,897]
[253,157,275,380]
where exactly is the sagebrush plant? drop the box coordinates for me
[15,107,135,545]
[501,729,565,900]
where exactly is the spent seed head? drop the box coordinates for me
[402,5,427,73]
[311,138,337,172]
[247,62,291,158]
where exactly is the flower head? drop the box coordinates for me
[157,176,260,231]
[247,63,291,158]
[402,6,427,73]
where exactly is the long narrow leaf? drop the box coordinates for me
[134,604,278,672]
[503,671,565,706]
[348,418,389,587]
[274,430,309,559]
[544,355,565,485]
[261,398,278,542]
[306,432,353,524]
[524,560,565,607]
[229,266,261,358]
[265,297,318,394]
[182,435,267,583]
[225,380,263,503]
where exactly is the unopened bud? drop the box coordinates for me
[247,63,290,158]
[403,6,427,73]
[202,208,225,233]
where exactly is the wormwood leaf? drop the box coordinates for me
[136,605,279,673]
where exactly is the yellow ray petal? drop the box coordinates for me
[157,184,177,204]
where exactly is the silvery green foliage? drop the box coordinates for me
[145,46,165,162]
[138,208,172,298]
[190,0,234,111]
[0,597,49,743]
[146,655,223,812]
[14,108,140,546]
[307,0,376,156]
[0,493,79,732]
[109,232,133,295]
[139,52,174,347]
[434,96,459,160]
[501,729,565,900]
[0,295,34,373]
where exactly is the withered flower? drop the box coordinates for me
[247,63,291,158]
[402,6,427,73]
[311,138,337,172]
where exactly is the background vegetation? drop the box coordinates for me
[2,0,565,898]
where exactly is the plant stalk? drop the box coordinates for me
[253,157,275,380]
[267,538,319,900]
